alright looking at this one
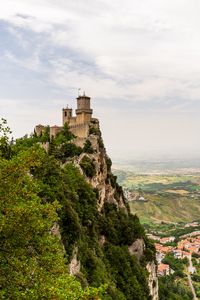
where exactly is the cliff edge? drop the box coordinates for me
[32,96,159,299]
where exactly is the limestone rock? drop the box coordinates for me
[69,247,81,276]
[128,238,145,260]
[147,261,159,300]
[76,128,128,212]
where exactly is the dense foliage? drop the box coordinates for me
[100,203,145,246]
[30,152,151,299]
[83,140,94,154]
[0,118,12,159]
[80,156,96,178]
[0,147,103,299]
[0,119,153,299]
[159,276,193,300]
[48,123,82,162]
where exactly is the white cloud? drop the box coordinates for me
[3,51,41,72]
[1,0,200,158]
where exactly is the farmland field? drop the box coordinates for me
[114,170,200,224]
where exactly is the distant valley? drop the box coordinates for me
[112,156,200,175]
[114,166,200,224]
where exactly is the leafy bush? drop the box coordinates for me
[142,237,156,263]
[83,139,94,154]
[61,143,82,157]
[54,122,75,144]
[100,203,145,246]
[98,137,104,149]
[48,137,82,163]
[0,118,12,159]
[106,156,112,172]
[159,276,193,300]
[104,243,150,300]
[80,156,96,178]
[38,125,50,142]
[89,126,101,136]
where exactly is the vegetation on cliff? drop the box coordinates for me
[0,119,154,299]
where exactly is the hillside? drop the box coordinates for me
[114,170,200,224]
[0,117,158,300]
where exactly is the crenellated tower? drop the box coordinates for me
[76,95,93,124]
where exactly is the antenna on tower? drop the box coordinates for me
[78,88,81,96]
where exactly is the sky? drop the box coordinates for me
[1,0,200,161]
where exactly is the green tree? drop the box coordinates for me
[0,118,12,159]
[55,123,75,145]
[40,125,50,143]
[0,146,102,299]
[83,140,94,154]
[80,156,96,178]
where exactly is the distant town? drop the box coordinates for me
[147,221,200,298]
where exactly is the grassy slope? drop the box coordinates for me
[115,171,200,224]
[129,193,200,224]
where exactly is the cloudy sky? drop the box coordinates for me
[1,0,200,160]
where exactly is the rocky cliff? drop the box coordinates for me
[147,262,159,300]
[71,119,159,300]
[74,119,127,211]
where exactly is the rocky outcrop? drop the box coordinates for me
[128,238,145,260]
[50,222,62,239]
[128,239,159,299]
[69,247,81,276]
[99,235,106,247]
[147,262,159,300]
[75,120,127,212]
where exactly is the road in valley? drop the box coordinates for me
[187,257,198,300]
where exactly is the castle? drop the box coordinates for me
[35,94,98,144]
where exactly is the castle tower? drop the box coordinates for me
[75,95,93,124]
[34,124,45,136]
[62,107,73,125]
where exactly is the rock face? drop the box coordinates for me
[147,262,159,300]
[74,119,127,212]
[128,238,145,260]
[128,239,159,300]
[74,120,159,299]
[69,247,81,276]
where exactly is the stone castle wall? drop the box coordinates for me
[35,95,95,141]
[69,122,89,140]
[50,126,62,138]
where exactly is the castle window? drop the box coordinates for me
[65,111,67,117]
